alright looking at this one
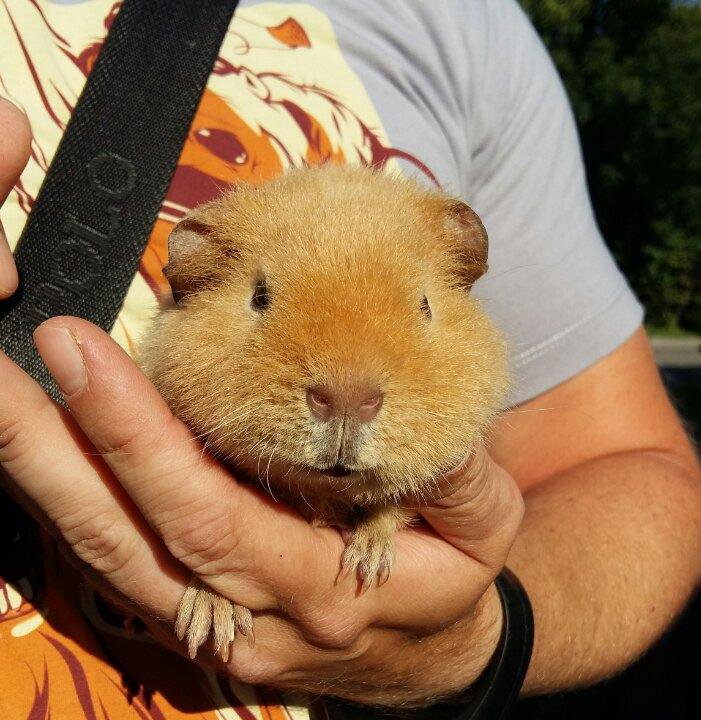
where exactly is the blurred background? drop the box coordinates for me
[522,0,700,441]
[513,2,700,718]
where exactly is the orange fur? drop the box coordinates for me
[139,164,507,512]
[138,165,508,654]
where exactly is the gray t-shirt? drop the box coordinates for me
[1,0,643,407]
[287,0,643,405]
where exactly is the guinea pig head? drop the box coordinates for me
[140,165,508,504]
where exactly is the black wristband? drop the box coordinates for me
[322,568,534,720]
[454,567,534,719]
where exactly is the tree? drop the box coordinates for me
[521,1,701,331]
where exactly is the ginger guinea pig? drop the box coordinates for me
[138,164,508,659]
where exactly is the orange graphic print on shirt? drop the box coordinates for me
[0,1,435,718]
[0,0,435,346]
[3,532,297,720]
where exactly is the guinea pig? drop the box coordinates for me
[138,163,508,660]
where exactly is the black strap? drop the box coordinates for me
[0,0,240,401]
[458,568,534,719]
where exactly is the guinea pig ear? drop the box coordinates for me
[444,201,489,290]
[163,216,218,304]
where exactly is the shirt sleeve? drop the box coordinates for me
[465,0,644,407]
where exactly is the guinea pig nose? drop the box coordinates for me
[354,389,384,423]
[306,384,384,423]
[306,387,335,422]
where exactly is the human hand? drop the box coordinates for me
[0,316,524,708]
[0,97,32,298]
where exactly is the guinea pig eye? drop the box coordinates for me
[420,295,432,320]
[251,279,270,312]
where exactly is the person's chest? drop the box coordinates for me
[0,0,472,210]
[0,0,477,345]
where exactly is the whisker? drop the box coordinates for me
[508,406,558,415]
[297,486,316,513]
[263,442,278,502]
[479,261,560,284]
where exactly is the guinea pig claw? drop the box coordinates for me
[186,582,215,658]
[215,637,231,664]
[212,595,235,662]
[359,556,392,592]
[341,530,395,592]
[360,569,375,594]
[377,559,392,587]
[235,605,255,648]
[175,578,255,661]
[175,582,199,641]
[337,553,353,583]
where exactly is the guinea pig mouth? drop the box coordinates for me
[322,463,353,478]
[298,462,364,480]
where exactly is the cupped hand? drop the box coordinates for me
[0,97,32,298]
[0,315,524,708]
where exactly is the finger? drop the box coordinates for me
[0,220,18,298]
[418,441,524,569]
[0,348,188,621]
[33,315,309,611]
[0,97,32,297]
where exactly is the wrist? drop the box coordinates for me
[401,571,532,711]
[398,582,505,707]
[322,582,505,716]
[400,582,507,707]
[448,567,535,717]
[408,581,505,706]
[457,581,505,691]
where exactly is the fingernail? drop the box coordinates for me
[34,325,87,397]
[0,224,19,298]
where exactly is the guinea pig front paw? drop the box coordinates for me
[175,578,253,662]
[341,512,397,591]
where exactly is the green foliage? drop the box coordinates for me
[521,0,701,332]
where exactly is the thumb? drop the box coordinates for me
[418,441,524,570]
[0,96,32,297]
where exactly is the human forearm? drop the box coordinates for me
[508,449,701,695]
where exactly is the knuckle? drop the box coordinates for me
[510,488,525,529]
[228,654,283,686]
[490,475,526,555]
[95,409,177,462]
[97,419,150,459]
[0,399,54,470]
[298,605,362,651]
[0,416,28,466]
[460,456,493,503]
[162,499,241,575]
[59,511,137,577]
